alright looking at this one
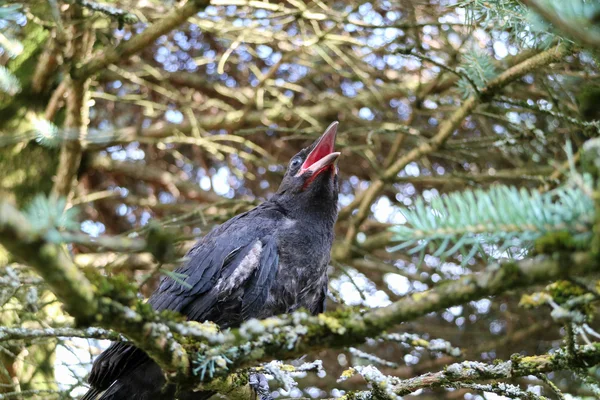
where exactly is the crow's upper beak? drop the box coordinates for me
[296,122,340,177]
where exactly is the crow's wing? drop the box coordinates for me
[180,234,279,322]
[87,203,285,394]
[149,204,283,314]
[241,235,279,320]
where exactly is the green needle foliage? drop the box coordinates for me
[24,195,80,236]
[193,350,233,381]
[457,0,549,46]
[0,64,20,95]
[457,0,600,48]
[457,50,498,98]
[389,184,594,265]
[0,3,21,21]
[0,124,116,148]
[32,118,62,148]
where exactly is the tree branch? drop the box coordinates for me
[89,154,222,203]
[51,5,93,198]
[0,202,98,320]
[207,250,598,377]
[73,0,210,80]
[347,343,600,396]
[74,0,138,25]
[0,201,190,379]
[1,197,597,393]
[53,1,210,198]
[521,0,600,49]
[337,43,570,259]
[0,327,122,342]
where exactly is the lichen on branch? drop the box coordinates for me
[2,196,600,395]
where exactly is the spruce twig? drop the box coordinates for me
[389,185,593,264]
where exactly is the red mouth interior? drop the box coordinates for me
[301,134,335,171]
[302,164,334,188]
[299,124,338,188]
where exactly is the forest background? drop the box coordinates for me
[1,0,600,399]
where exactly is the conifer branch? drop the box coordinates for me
[1,197,599,394]
[345,343,600,397]
[0,327,122,342]
[389,185,593,263]
[338,44,570,260]
[0,201,190,379]
[73,0,210,80]
[521,0,600,49]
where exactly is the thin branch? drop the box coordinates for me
[73,0,210,80]
[1,198,599,393]
[0,201,190,379]
[0,327,123,342]
[89,154,222,203]
[0,390,62,400]
[392,167,557,185]
[85,84,412,150]
[379,343,600,396]
[337,43,570,260]
[520,0,600,49]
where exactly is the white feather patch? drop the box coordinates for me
[218,241,262,294]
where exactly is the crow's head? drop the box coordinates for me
[275,122,340,213]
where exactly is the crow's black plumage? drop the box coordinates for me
[82,122,341,400]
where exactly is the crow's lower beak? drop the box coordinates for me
[296,122,341,176]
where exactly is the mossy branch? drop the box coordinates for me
[0,326,122,342]
[0,201,190,379]
[0,202,98,319]
[74,0,139,26]
[186,248,600,392]
[1,199,599,394]
[344,343,600,397]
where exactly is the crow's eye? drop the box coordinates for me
[290,158,302,170]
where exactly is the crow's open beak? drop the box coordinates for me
[296,121,340,177]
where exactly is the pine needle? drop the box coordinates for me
[389,185,593,265]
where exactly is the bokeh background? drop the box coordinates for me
[1,0,600,399]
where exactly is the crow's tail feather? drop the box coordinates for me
[80,387,101,400]
[81,359,216,400]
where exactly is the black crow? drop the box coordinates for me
[82,122,341,400]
